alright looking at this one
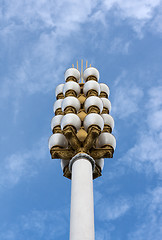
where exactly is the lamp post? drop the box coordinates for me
[49,62,116,240]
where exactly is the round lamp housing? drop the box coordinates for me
[100,83,110,98]
[84,96,103,114]
[96,132,116,150]
[63,81,80,97]
[83,80,100,96]
[83,113,104,132]
[48,133,68,150]
[53,99,63,114]
[55,84,64,99]
[83,67,100,82]
[62,96,80,113]
[101,98,111,113]
[101,114,114,130]
[65,68,80,82]
[61,113,81,132]
[51,115,63,131]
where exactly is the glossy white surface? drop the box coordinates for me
[51,115,63,130]
[101,114,114,130]
[61,113,81,131]
[61,159,69,170]
[83,113,104,131]
[84,96,103,113]
[63,81,80,96]
[101,98,111,112]
[55,84,64,97]
[95,158,104,170]
[65,68,80,82]
[83,80,100,96]
[48,133,68,150]
[83,67,99,82]
[62,96,80,112]
[53,99,63,113]
[96,132,116,150]
[100,83,110,97]
[70,157,95,240]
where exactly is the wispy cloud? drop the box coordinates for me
[112,71,143,119]
[0,137,48,189]
[115,85,162,178]
[128,187,162,240]
[0,209,68,240]
[96,196,131,221]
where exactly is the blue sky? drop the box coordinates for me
[0,0,162,239]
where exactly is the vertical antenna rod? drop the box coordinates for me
[81,59,83,83]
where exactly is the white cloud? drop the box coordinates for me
[119,86,162,177]
[112,71,143,119]
[97,197,131,221]
[0,137,48,188]
[102,0,162,37]
[103,0,161,20]
[108,38,130,54]
[128,187,162,240]
[0,209,68,240]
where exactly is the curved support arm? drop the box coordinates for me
[90,145,114,159]
[63,126,81,151]
[83,126,101,152]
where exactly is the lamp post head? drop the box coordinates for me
[49,62,116,179]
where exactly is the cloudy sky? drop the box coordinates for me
[0,0,162,239]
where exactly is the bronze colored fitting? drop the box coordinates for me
[57,93,64,99]
[101,107,109,114]
[50,146,75,160]
[64,106,76,114]
[83,125,101,152]
[77,111,87,121]
[63,125,81,151]
[102,125,112,133]
[77,128,87,142]
[53,126,62,134]
[93,164,102,179]
[65,90,77,97]
[55,108,63,115]
[66,76,78,82]
[87,89,98,97]
[86,75,97,82]
[90,145,114,159]
[63,165,71,179]
[63,163,102,180]
[78,95,86,105]
[99,92,108,98]
[87,105,100,114]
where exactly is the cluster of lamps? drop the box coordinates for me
[49,66,116,179]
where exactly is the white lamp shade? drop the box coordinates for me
[65,68,80,82]
[96,132,116,150]
[101,98,111,112]
[95,158,104,170]
[63,81,80,96]
[84,96,103,113]
[83,67,100,81]
[83,80,100,96]
[83,113,104,131]
[101,114,114,130]
[53,99,63,113]
[51,115,63,130]
[100,83,110,97]
[62,96,80,112]
[61,113,81,131]
[48,133,68,150]
[55,84,64,97]
[61,159,69,170]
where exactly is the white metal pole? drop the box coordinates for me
[69,153,95,240]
